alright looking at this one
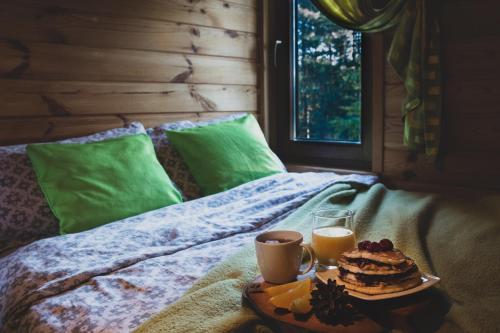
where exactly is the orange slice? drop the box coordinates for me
[289,292,312,314]
[264,279,308,297]
[269,279,311,309]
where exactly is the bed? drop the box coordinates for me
[133,182,500,333]
[4,173,500,333]
[0,172,376,332]
[1,114,499,333]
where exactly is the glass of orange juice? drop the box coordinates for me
[312,209,355,271]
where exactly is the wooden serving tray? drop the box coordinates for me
[242,275,445,333]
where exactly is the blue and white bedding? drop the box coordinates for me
[0,172,376,333]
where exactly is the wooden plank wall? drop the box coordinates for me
[382,0,500,190]
[0,0,260,145]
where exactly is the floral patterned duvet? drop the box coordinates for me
[0,172,376,333]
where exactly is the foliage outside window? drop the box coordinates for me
[295,0,362,143]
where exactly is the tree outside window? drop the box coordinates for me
[295,0,362,143]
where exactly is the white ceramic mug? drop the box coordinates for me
[255,230,315,284]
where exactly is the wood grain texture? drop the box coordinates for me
[383,149,500,190]
[0,80,257,117]
[0,0,260,146]
[370,34,385,173]
[12,0,258,33]
[441,3,498,42]
[244,276,383,333]
[0,112,258,145]
[444,78,500,113]
[380,0,500,189]
[0,41,257,85]
[383,65,405,151]
[444,42,500,81]
[0,3,257,59]
[384,116,405,150]
[445,113,500,153]
[386,109,500,153]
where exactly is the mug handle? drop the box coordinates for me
[298,243,315,275]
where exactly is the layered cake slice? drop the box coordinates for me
[337,239,422,295]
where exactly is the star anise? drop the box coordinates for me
[310,279,355,325]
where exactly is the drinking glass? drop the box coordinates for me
[311,209,355,271]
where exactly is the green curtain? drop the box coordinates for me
[311,0,442,155]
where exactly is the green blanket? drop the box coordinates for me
[135,183,500,333]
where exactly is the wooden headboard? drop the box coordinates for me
[0,0,260,145]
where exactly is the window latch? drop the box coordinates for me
[274,40,282,68]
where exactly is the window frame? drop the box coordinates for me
[266,0,384,171]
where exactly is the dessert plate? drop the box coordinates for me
[316,268,440,301]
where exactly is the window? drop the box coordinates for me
[295,0,362,144]
[268,0,382,170]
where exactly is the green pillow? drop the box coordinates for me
[166,114,285,195]
[27,134,182,234]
